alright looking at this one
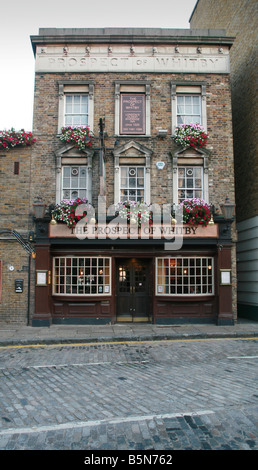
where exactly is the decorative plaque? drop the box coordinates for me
[120,93,145,134]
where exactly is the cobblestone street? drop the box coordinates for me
[0,337,257,454]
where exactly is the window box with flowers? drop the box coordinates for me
[59,126,92,151]
[115,201,153,228]
[180,198,213,227]
[173,124,208,149]
[0,128,36,150]
[51,198,93,229]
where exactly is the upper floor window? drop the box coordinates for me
[178,166,203,202]
[171,82,207,134]
[58,81,94,133]
[172,146,209,205]
[113,141,152,205]
[120,166,145,202]
[115,81,150,136]
[62,166,88,200]
[177,95,201,126]
[64,95,89,127]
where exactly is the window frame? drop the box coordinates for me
[176,94,202,126]
[113,141,152,205]
[55,148,93,205]
[115,81,151,136]
[61,165,89,201]
[119,165,146,203]
[52,256,112,296]
[64,93,89,127]
[172,147,210,206]
[171,81,207,134]
[156,257,214,296]
[178,165,204,203]
[58,80,94,134]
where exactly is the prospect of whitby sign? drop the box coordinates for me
[49,223,218,239]
[36,51,230,74]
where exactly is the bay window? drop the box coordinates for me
[156,257,214,296]
[53,257,111,296]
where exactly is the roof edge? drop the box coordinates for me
[30,27,234,54]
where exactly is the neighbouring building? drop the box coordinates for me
[190,0,258,320]
[0,143,35,324]
[1,27,237,326]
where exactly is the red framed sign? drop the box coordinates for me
[120,93,145,134]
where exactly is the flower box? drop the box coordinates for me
[59,126,92,151]
[0,128,36,150]
[173,124,208,149]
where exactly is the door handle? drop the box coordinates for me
[130,286,135,294]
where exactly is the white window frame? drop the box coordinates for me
[53,256,112,296]
[177,166,204,203]
[172,147,209,205]
[156,257,214,296]
[115,81,151,136]
[119,166,146,203]
[64,94,89,127]
[58,81,94,133]
[113,141,152,205]
[61,165,88,201]
[171,82,207,134]
[55,147,93,205]
[176,94,202,126]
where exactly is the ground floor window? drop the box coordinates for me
[53,257,111,295]
[156,257,214,295]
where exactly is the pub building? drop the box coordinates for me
[30,28,237,326]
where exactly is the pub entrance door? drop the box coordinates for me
[116,258,151,322]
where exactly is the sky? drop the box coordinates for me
[0,0,197,131]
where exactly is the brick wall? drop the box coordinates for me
[31,71,235,213]
[0,146,35,323]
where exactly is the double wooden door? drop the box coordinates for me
[116,258,151,322]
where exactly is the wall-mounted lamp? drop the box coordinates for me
[32,197,47,220]
[157,129,167,138]
[220,196,235,220]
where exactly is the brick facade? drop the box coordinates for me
[0,146,34,323]
[1,28,237,325]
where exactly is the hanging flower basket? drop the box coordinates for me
[0,128,36,150]
[59,126,92,151]
[115,201,153,227]
[51,198,93,229]
[173,124,208,149]
[180,198,213,226]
